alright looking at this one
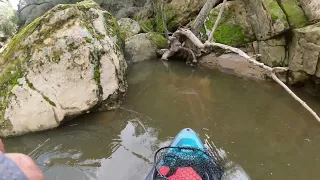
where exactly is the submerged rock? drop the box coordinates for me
[203,1,255,46]
[124,32,168,63]
[118,18,141,39]
[288,22,320,77]
[0,1,127,137]
[246,0,289,40]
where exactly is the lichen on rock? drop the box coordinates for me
[0,1,127,137]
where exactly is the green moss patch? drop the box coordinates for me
[215,24,247,46]
[139,19,154,32]
[148,32,168,49]
[278,0,308,28]
[264,0,288,27]
[204,2,253,47]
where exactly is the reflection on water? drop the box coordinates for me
[3,60,320,180]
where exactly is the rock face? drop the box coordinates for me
[204,1,255,46]
[255,37,287,67]
[124,32,168,63]
[118,18,141,39]
[300,0,320,23]
[288,22,320,76]
[18,0,82,27]
[277,0,308,28]
[0,1,127,137]
[246,0,289,40]
[19,0,147,27]
[136,0,205,33]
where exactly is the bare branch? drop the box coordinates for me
[271,70,320,122]
[168,28,320,122]
[208,0,227,42]
[191,0,220,36]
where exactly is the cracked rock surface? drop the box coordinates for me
[0,1,127,137]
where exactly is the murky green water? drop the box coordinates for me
[3,60,320,180]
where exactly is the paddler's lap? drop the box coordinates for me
[0,140,44,180]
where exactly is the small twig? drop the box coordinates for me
[208,0,227,42]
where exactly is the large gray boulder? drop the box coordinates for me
[118,18,141,39]
[288,22,320,77]
[300,0,320,23]
[246,0,289,40]
[0,1,127,137]
[124,32,168,63]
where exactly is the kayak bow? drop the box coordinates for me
[146,128,223,180]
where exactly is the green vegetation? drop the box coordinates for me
[25,77,56,106]
[204,3,250,46]
[264,0,288,27]
[214,24,247,46]
[0,58,25,131]
[279,0,308,28]
[91,49,102,99]
[103,12,125,53]
[148,32,168,49]
[139,19,154,33]
[0,1,18,37]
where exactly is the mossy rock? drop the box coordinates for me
[264,0,287,24]
[135,0,205,33]
[0,1,127,136]
[278,0,308,28]
[204,1,255,47]
[148,32,168,49]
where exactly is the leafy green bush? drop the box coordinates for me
[0,1,18,38]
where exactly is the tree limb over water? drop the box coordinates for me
[160,0,320,122]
